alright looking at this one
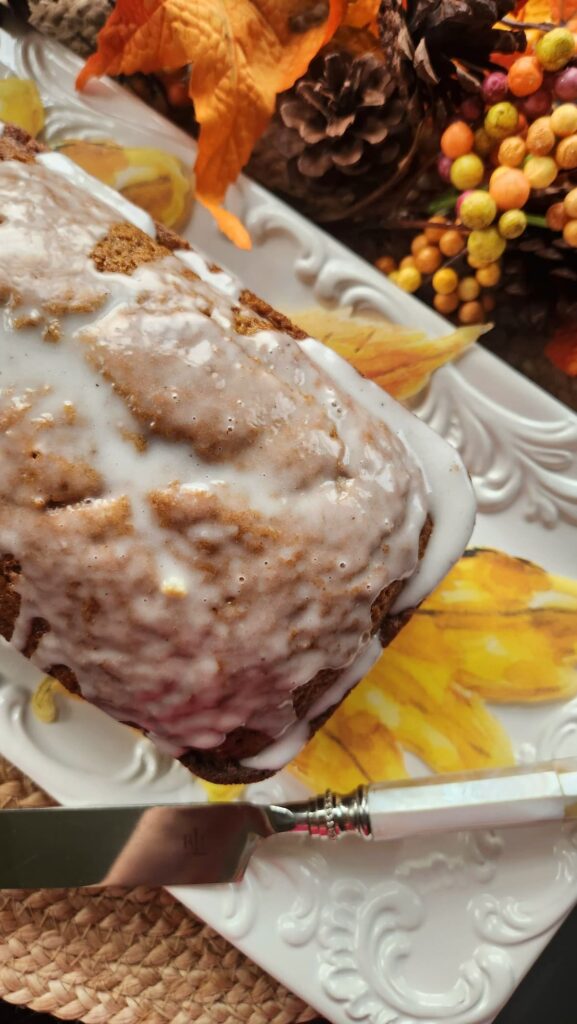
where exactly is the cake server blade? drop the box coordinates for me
[2,758,577,888]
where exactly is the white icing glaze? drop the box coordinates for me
[37,151,156,237]
[0,153,474,770]
[300,340,476,613]
[242,637,382,771]
[175,249,241,300]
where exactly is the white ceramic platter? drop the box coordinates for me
[1,19,577,1024]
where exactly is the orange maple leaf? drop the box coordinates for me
[77,0,345,249]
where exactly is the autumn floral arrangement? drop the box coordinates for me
[3,0,577,380]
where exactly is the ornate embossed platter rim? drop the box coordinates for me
[1,19,577,1024]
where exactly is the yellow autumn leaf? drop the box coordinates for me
[57,139,193,230]
[77,0,346,248]
[291,307,482,399]
[290,550,577,792]
[0,78,45,138]
[30,677,59,724]
[199,781,246,803]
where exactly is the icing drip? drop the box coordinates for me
[0,153,473,766]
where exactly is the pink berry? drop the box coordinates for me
[482,72,509,104]
[437,154,453,182]
[460,95,484,122]
[519,87,552,119]
[456,189,473,215]
[554,67,577,100]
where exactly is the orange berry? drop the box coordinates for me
[526,117,556,155]
[482,293,496,313]
[508,55,544,97]
[424,216,448,243]
[441,121,475,159]
[415,245,443,274]
[434,292,460,315]
[400,255,417,269]
[458,276,481,301]
[411,233,429,256]
[563,220,577,246]
[439,229,465,257]
[564,188,577,219]
[546,202,569,230]
[556,136,577,170]
[459,300,484,324]
[489,167,531,210]
[476,262,501,287]
[498,136,526,167]
[375,255,397,274]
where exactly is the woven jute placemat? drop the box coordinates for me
[0,755,316,1024]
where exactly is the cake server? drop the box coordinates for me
[2,758,577,888]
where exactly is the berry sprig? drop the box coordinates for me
[376,27,577,326]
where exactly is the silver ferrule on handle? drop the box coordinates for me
[280,786,371,839]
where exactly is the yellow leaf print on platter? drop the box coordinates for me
[290,549,577,793]
[56,138,193,230]
[0,78,44,137]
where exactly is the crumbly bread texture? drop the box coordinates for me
[0,124,432,784]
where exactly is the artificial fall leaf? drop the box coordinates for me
[56,138,193,230]
[516,0,577,21]
[291,307,482,399]
[0,78,45,138]
[342,0,381,28]
[77,0,345,248]
[290,549,577,792]
[545,325,577,377]
[30,677,59,724]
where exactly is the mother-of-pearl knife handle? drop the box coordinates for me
[282,759,577,840]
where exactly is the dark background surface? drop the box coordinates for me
[1,898,577,1023]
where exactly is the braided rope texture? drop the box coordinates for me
[0,756,315,1024]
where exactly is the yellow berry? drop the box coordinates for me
[498,209,527,238]
[526,117,556,155]
[556,135,577,169]
[400,255,417,269]
[425,216,448,243]
[411,233,429,256]
[460,190,497,229]
[564,188,577,219]
[563,219,577,246]
[375,255,397,274]
[476,262,502,287]
[498,136,526,167]
[458,276,481,301]
[485,102,519,141]
[434,292,460,315]
[415,245,442,274]
[536,28,576,72]
[551,104,577,137]
[396,266,423,292]
[524,155,558,188]
[459,301,485,324]
[450,153,485,190]
[389,271,401,284]
[468,227,507,265]
[432,267,459,294]
[439,229,465,257]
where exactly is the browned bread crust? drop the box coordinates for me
[0,125,433,784]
